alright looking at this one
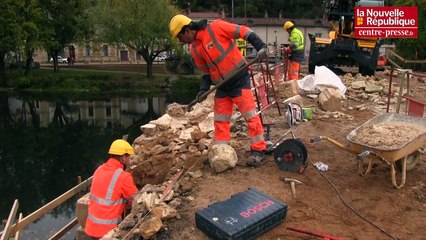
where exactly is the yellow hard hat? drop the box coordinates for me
[169,14,192,37]
[283,21,294,30]
[108,139,134,155]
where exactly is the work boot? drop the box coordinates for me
[246,150,265,166]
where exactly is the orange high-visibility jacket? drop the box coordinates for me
[85,158,138,238]
[190,19,253,83]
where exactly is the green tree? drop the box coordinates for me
[21,0,45,76]
[40,0,91,72]
[393,0,426,65]
[92,0,179,78]
[0,0,24,86]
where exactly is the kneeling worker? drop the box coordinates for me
[85,139,138,239]
[283,21,304,80]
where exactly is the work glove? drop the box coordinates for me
[257,47,268,61]
[196,90,207,102]
[284,46,291,53]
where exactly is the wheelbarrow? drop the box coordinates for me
[311,113,426,189]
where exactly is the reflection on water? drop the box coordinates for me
[0,93,168,239]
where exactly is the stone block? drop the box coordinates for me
[76,193,90,228]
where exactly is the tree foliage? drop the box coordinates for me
[392,0,426,64]
[0,0,24,86]
[172,0,325,19]
[40,0,91,72]
[92,0,179,78]
[21,0,46,76]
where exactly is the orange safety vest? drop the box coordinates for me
[190,19,253,83]
[85,158,138,238]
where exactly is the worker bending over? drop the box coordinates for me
[169,14,268,166]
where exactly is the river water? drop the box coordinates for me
[0,91,192,239]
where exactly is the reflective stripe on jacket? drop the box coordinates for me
[85,158,138,238]
[289,27,304,52]
[190,19,253,83]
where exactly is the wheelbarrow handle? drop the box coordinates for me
[186,56,260,112]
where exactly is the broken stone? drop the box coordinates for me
[169,198,182,208]
[180,181,193,193]
[139,216,163,239]
[150,145,171,155]
[283,94,304,107]
[137,192,159,210]
[151,204,177,221]
[188,170,203,179]
[179,128,194,140]
[159,189,174,202]
[190,127,205,142]
[208,144,238,173]
[166,103,186,118]
[277,80,299,98]
[365,84,383,93]
[198,112,214,133]
[170,118,187,131]
[140,184,163,193]
[351,81,366,90]
[140,123,157,136]
[317,88,345,112]
[76,193,90,228]
[150,114,172,131]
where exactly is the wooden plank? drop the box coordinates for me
[10,176,93,235]
[0,199,19,240]
[14,213,23,240]
[387,58,402,69]
[48,218,78,240]
[387,49,405,62]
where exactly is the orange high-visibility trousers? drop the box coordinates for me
[288,61,300,80]
[213,89,266,151]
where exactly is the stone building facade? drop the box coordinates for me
[34,14,329,64]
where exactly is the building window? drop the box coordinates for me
[103,44,109,56]
[88,106,93,117]
[85,45,91,56]
[106,107,111,117]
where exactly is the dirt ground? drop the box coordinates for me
[154,70,426,240]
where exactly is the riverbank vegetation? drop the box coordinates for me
[2,69,200,95]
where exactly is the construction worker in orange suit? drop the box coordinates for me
[283,21,304,80]
[169,14,268,166]
[85,139,138,239]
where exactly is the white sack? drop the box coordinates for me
[297,66,347,94]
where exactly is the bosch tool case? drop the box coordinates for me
[195,188,287,240]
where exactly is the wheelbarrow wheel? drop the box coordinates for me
[396,150,421,172]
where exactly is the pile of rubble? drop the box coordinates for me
[76,93,253,239]
[277,69,411,119]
